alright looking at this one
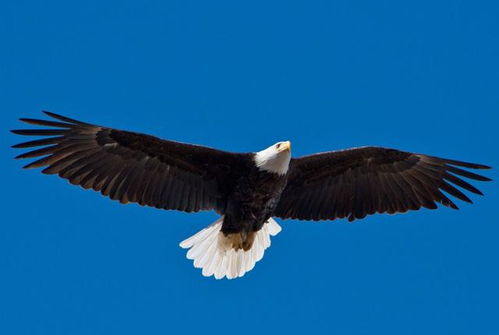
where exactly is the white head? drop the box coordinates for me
[254,141,292,175]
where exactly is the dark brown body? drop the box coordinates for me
[221,166,288,248]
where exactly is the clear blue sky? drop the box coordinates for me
[1,1,498,334]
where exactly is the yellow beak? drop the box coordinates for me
[278,141,292,152]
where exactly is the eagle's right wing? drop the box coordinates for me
[12,112,251,213]
[275,146,491,222]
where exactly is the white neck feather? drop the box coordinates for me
[254,144,291,175]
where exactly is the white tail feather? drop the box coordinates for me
[179,216,282,279]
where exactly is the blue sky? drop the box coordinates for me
[1,1,498,334]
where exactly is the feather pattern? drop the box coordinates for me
[275,147,491,221]
[180,216,282,279]
[12,111,253,213]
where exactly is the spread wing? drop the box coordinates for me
[275,146,491,221]
[12,112,251,213]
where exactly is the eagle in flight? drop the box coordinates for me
[12,112,491,279]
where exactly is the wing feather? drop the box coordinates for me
[12,111,252,213]
[275,146,490,221]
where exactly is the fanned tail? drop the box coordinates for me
[179,216,282,279]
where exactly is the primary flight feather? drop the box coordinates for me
[12,112,491,279]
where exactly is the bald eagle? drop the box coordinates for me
[12,112,491,279]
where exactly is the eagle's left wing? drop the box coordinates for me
[11,112,252,213]
[275,146,491,221]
